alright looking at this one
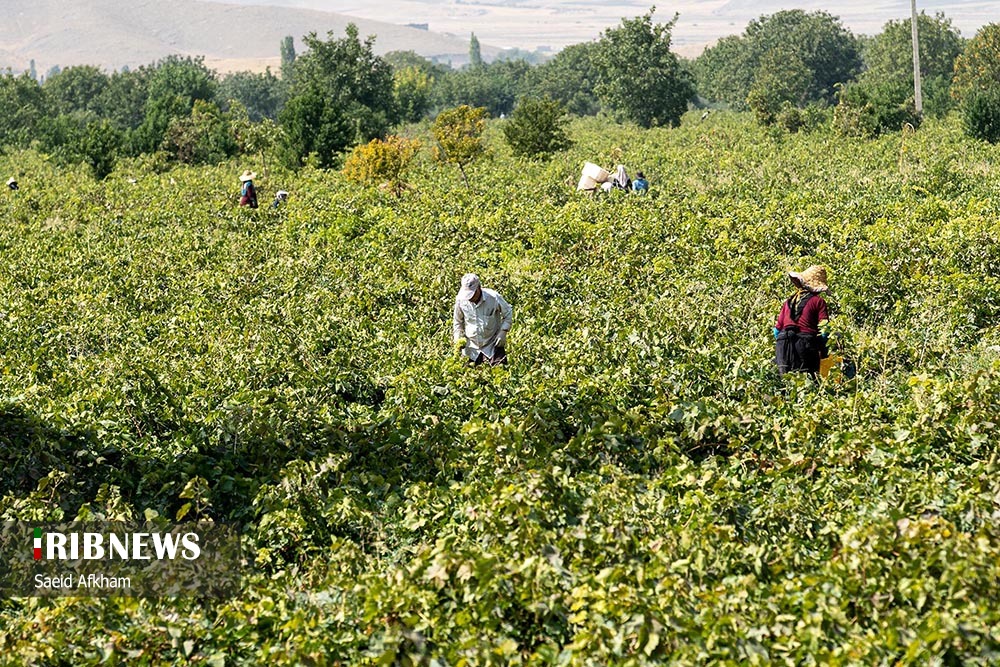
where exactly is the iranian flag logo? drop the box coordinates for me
[33,527,42,560]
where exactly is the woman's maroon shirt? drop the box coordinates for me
[775,294,828,335]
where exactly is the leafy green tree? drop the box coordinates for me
[695,10,860,108]
[952,23,1000,102]
[217,69,284,121]
[0,73,46,147]
[280,35,296,83]
[36,111,124,178]
[385,51,445,121]
[42,66,110,116]
[747,48,812,125]
[521,42,601,116]
[129,94,188,155]
[126,56,218,155]
[961,88,1000,143]
[432,104,487,189]
[94,68,150,131]
[394,66,434,122]
[691,35,754,107]
[469,33,483,68]
[342,135,422,196]
[833,79,921,137]
[479,59,530,116]
[387,51,449,76]
[950,24,1000,142]
[230,101,286,175]
[162,99,238,164]
[864,13,963,83]
[282,25,398,165]
[433,59,530,117]
[37,112,90,161]
[384,50,435,72]
[278,90,351,168]
[145,55,218,108]
[494,47,548,65]
[862,12,963,117]
[502,97,572,159]
[744,10,860,101]
[81,119,124,179]
[594,10,694,128]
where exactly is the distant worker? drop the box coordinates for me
[601,165,631,193]
[453,273,513,366]
[701,110,710,121]
[633,171,649,194]
[774,265,831,377]
[239,170,258,208]
[613,165,631,191]
[271,190,289,209]
[7,177,18,191]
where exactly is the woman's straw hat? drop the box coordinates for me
[239,170,256,182]
[789,265,828,292]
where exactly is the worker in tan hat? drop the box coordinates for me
[238,170,258,208]
[774,265,830,376]
[453,273,513,366]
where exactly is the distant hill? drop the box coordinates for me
[222,0,996,54]
[0,0,993,78]
[0,0,501,76]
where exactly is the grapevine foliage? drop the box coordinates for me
[1,113,1000,664]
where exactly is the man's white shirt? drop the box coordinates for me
[453,288,513,361]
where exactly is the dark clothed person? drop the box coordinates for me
[239,170,258,208]
[774,266,830,376]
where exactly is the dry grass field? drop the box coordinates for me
[0,0,496,75]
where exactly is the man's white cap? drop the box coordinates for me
[6,177,15,185]
[458,273,481,301]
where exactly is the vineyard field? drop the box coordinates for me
[1,112,1000,664]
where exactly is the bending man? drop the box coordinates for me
[453,273,513,366]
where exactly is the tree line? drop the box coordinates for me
[1,9,999,179]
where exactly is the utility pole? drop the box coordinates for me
[911,0,922,114]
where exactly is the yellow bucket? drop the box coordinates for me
[819,355,855,379]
